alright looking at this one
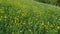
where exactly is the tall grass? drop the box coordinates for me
[0,0,60,34]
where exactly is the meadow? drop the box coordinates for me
[0,0,60,34]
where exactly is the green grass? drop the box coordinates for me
[0,0,60,34]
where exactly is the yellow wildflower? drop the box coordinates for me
[12,32,14,34]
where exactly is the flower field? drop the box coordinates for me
[0,0,60,34]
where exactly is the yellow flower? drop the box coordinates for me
[12,32,14,34]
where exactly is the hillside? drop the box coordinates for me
[0,0,60,34]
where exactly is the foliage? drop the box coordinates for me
[0,0,60,34]
[34,0,58,5]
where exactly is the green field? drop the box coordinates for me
[0,0,60,34]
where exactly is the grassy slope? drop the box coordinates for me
[0,0,60,34]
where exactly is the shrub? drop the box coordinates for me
[34,0,58,5]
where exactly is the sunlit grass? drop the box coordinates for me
[0,0,60,34]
